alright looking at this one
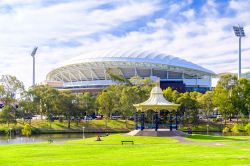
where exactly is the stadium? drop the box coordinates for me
[46,49,215,93]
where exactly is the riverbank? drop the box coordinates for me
[0,120,239,135]
[0,120,134,135]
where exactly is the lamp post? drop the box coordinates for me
[233,25,246,79]
[31,47,38,86]
[8,128,12,143]
[82,127,85,139]
[206,124,209,135]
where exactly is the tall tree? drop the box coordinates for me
[233,78,250,120]
[213,74,237,123]
[97,86,116,129]
[177,92,199,125]
[197,91,214,123]
[28,85,59,127]
[57,91,77,129]
[119,86,141,128]
[0,75,24,126]
[77,92,95,117]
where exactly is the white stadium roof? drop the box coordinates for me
[47,49,215,84]
[57,49,214,75]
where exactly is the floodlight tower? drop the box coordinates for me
[233,25,246,79]
[31,47,38,86]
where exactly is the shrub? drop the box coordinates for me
[31,128,41,134]
[231,123,240,134]
[22,124,32,137]
[245,123,250,135]
[222,126,230,133]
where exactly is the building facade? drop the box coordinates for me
[46,49,215,93]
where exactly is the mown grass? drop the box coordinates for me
[186,134,250,142]
[0,134,250,166]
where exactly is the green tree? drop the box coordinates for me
[77,92,95,117]
[163,87,180,102]
[213,74,237,123]
[177,92,199,125]
[119,86,141,128]
[0,105,16,126]
[97,87,116,129]
[18,91,37,125]
[232,78,250,120]
[0,75,24,125]
[197,91,214,123]
[57,91,77,129]
[28,85,59,127]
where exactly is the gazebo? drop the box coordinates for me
[133,86,180,131]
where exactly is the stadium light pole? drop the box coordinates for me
[31,47,38,86]
[233,25,246,79]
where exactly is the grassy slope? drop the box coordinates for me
[0,134,250,166]
[0,120,134,133]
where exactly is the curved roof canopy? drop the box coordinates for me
[47,49,215,83]
[133,86,180,111]
[58,49,214,74]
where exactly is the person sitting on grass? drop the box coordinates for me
[96,135,101,141]
[187,127,192,135]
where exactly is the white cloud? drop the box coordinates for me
[0,0,250,88]
[0,0,161,87]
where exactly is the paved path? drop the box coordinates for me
[173,136,224,146]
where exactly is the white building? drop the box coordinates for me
[46,49,215,93]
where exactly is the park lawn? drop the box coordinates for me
[185,134,250,142]
[69,134,178,145]
[0,134,250,166]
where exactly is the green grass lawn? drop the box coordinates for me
[0,134,250,166]
[186,134,250,142]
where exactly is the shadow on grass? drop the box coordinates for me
[187,134,245,141]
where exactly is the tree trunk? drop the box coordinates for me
[68,118,71,129]
[105,118,108,130]
[248,110,250,122]
[125,117,128,129]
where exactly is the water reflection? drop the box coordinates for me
[0,133,97,144]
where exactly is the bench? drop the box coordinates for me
[121,141,134,145]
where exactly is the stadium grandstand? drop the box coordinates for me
[46,49,215,93]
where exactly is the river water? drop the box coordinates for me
[0,133,98,144]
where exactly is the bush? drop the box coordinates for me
[31,128,41,134]
[244,123,250,134]
[222,126,230,133]
[22,124,32,137]
[231,123,240,134]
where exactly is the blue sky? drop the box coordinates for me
[0,0,249,87]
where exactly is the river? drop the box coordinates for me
[0,133,98,144]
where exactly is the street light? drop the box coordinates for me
[31,47,38,86]
[206,124,209,135]
[233,25,246,79]
[82,127,85,139]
